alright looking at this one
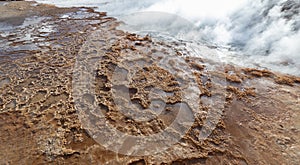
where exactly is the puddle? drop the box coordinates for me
[0,78,10,88]
[0,22,13,31]
[5,99,16,109]
[38,25,55,33]
[60,10,99,19]
[0,15,54,56]
[20,16,47,28]
[0,2,7,6]
[0,16,27,27]
[0,16,50,33]
[7,45,39,52]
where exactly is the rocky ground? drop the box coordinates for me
[0,1,300,164]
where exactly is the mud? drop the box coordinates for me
[0,1,300,164]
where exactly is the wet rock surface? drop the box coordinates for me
[0,1,300,164]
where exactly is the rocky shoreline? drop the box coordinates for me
[0,1,300,164]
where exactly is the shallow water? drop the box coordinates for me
[0,15,53,56]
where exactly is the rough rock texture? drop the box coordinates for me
[0,1,300,164]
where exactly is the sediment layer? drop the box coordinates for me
[0,1,299,164]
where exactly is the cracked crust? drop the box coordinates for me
[0,1,300,164]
